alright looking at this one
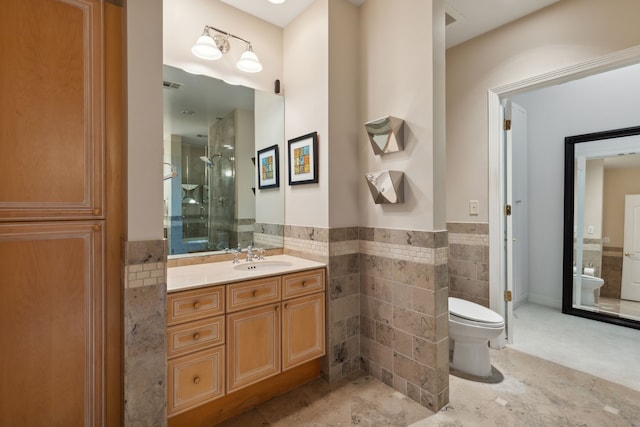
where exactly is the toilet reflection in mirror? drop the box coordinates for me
[564,126,640,327]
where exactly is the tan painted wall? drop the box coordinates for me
[446,0,640,223]
[126,0,164,240]
[359,0,446,231]
[282,0,331,228]
[603,167,640,247]
[328,0,360,228]
[163,0,283,93]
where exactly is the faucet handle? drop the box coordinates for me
[257,248,265,260]
[230,249,239,264]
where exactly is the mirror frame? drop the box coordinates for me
[563,125,640,330]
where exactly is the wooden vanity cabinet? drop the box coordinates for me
[167,267,326,425]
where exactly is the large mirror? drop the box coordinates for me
[563,125,640,329]
[163,65,285,257]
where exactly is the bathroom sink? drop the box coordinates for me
[233,260,293,272]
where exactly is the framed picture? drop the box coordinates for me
[257,144,279,189]
[288,132,318,185]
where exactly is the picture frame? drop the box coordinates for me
[257,144,279,189]
[288,132,318,185]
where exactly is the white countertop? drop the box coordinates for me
[167,254,326,293]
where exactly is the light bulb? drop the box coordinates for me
[236,45,263,73]
[191,35,222,60]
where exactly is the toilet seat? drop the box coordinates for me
[449,297,504,327]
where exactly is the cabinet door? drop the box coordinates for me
[282,292,326,371]
[0,221,104,425]
[0,0,103,221]
[168,346,225,416]
[227,304,281,392]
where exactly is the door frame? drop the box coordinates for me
[488,45,640,338]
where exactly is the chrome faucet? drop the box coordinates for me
[246,245,255,262]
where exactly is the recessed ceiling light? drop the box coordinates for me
[267,0,286,4]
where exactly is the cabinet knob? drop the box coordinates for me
[193,301,201,309]
[193,376,200,384]
[193,332,200,341]
[625,252,631,257]
[301,281,306,287]
[275,305,279,311]
[252,290,257,297]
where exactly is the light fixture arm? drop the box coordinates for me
[202,25,251,46]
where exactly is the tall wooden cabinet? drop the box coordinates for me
[0,0,122,425]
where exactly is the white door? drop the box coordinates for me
[504,100,514,344]
[502,101,527,344]
[621,194,640,301]
[511,103,529,309]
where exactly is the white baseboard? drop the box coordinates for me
[527,292,562,309]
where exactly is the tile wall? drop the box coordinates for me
[601,246,623,298]
[447,222,489,307]
[359,227,449,412]
[284,225,450,412]
[253,222,285,250]
[123,239,167,427]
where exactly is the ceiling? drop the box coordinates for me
[165,0,562,143]
[220,0,561,48]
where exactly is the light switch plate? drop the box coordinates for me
[469,200,479,215]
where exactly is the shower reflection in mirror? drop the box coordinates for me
[163,65,285,257]
[564,127,640,327]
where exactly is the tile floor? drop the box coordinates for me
[218,346,640,426]
[511,302,640,391]
[597,296,640,321]
[217,302,640,426]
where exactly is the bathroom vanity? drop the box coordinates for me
[166,255,326,426]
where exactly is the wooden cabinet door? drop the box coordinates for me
[0,0,103,221]
[0,222,104,425]
[167,346,225,416]
[226,304,281,392]
[282,293,326,371]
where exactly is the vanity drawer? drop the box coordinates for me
[167,346,225,416]
[282,269,325,299]
[226,276,281,312]
[168,316,225,359]
[167,286,225,326]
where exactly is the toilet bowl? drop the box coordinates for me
[448,297,505,377]
[573,274,604,306]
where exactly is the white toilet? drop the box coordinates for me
[573,274,604,306]
[448,297,505,377]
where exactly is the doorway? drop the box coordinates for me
[488,45,640,342]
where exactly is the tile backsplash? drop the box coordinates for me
[447,222,489,307]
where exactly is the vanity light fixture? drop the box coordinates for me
[191,25,263,73]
